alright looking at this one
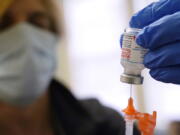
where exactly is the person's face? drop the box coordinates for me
[0,0,54,33]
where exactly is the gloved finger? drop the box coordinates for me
[144,42,180,69]
[150,66,180,84]
[130,0,180,28]
[120,34,123,48]
[136,11,180,50]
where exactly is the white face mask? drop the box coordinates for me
[0,22,58,106]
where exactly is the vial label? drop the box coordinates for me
[121,34,148,64]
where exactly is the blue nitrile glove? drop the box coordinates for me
[130,0,180,84]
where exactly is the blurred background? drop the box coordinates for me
[55,0,180,134]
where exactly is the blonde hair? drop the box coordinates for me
[0,0,64,36]
[0,0,13,17]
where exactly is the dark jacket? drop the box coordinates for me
[49,80,140,135]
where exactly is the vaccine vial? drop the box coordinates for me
[120,28,148,84]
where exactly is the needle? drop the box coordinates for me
[130,84,132,97]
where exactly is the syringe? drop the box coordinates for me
[123,90,137,135]
[122,86,157,135]
[125,84,134,135]
[125,118,134,135]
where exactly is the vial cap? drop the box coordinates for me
[120,74,143,84]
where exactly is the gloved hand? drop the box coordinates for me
[129,0,180,84]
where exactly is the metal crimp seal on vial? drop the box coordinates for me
[120,73,143,85]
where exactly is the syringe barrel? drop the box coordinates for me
[125,119,134,135]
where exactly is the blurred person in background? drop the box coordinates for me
[0,0,141,135]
